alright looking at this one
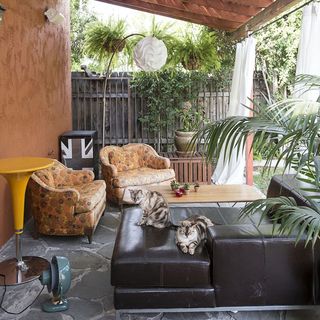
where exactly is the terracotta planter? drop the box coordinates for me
[174,130,196,157]
[172,186,180,194]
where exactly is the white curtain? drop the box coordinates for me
[295,2,320,100]
[212,36,256,185]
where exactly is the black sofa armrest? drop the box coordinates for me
[267,174,312,206]
[207,224,317,307]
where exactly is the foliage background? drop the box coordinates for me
[131,70,208,132]
[70,0,97,71]
[255,11,302,98]
[70,2,302,95]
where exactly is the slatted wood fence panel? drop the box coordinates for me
[161,152,213,184]
[72,71,266,152]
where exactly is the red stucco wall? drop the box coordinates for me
[0,0,71,247]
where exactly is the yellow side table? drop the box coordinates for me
[0,157,54,285]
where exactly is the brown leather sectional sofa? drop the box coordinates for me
[111,176,320,318]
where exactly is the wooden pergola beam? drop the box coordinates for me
[194,0,266,16]
[137,0,251,23]
[157,0,265,17]
[231,0,305,40]
[203,1,261,17]
[99,0,241,30]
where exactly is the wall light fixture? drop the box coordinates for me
[44,8,65,25]
[0,4,6,24]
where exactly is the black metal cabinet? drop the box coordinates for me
[59,131,98,178]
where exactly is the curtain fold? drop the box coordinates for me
[212,36,256,185]
[295,2,320,100]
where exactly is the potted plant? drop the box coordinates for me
[171,180,180,191]
[194,182,200,192]
[170,180,179,191]
[183,183,190,195]
[173,27,221,72]
[132,70,206,153]
[84,19,127,68]
[174,100,206,156]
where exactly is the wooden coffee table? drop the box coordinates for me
[148,184,265,205]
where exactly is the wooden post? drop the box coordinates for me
[246,90,254,186]
[246,135,254,185]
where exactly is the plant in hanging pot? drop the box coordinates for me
[173,26,221,72]
[174,100,206,156]
[84,19,127,70]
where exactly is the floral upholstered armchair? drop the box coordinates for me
[100,143,175,203]
[27,160,106,243]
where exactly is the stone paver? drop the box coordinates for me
[97,242,114,260]
[0,208,319,319]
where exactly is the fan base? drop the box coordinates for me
[42,298,69,313]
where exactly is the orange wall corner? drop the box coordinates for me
[0,0,72,247]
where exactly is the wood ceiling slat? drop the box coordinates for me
[138,0,251,23]
[184,0,264,16]
[232,0,303,39]
[99,0,242,30]
[96,0,304,39]
[225,0,274,8]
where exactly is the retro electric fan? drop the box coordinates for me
[40,256,71,312]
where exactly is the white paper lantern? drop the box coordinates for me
[133,36,167,71]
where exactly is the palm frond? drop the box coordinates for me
[194,87,320,173]
[241,197,320,247]
[195,75,320,245]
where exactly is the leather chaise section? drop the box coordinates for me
[111,207,211,288]
[207,224,317,307]
[111,186,320,310]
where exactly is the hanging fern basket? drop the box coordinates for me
[182,55,200,70]
[103,39,126,53]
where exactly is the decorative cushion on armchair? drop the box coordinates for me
[28,160,106,243]
[99,143,175,203]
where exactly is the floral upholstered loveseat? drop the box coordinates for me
[100,143,175,203]
[28,160,106,243]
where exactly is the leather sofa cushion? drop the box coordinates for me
[111,207,211,288]
[112,168,175,188]
[114,287,216,309]
[207,224,317,307]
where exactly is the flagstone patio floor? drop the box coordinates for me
[0,207,319,320]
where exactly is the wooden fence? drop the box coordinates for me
[72,71,266,153]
